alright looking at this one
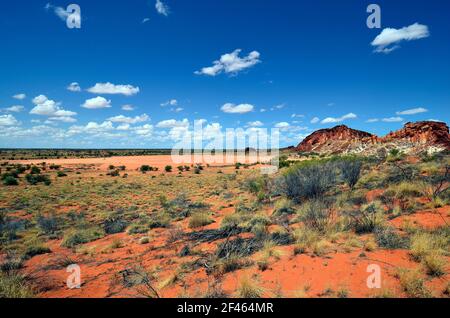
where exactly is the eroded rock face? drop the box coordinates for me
[295,121,450,155]
[383,121,450,149]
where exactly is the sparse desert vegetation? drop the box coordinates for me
[0,149,449,298]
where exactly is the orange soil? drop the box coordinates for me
[3,156,449,298]
[390,206,450,230]
[13,154,273,172]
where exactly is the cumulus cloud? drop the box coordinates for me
[13,93,26,100]
[310,117,320,124]
[134,124,154,136]
[161,99,178,107]
[247,121,263,127]
[156,119,189,129]
[195,49,261,76]
[274,122,290,129]
[107,114,150,124]
[30,95,77,119]
[321,113,357,124]
[396,107,428,115]
[68,121,114,135]
[87,82,140,96]
[4,105,25,113]
[0,114,19,126]
[82,96,112,109]
[121,104,135,111]
[155,0,170,16]
[221,103,254,114]
[48,116,77,123]
[67,82,81,92]
[382,117,403,122]
[371,23,430,53]
[366,118,379,123]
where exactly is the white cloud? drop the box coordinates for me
[195,49,261,76]
[13,93,26,100]
[221,103,254,114]
[247,121,263,127]
[371,23,430,53]
[291,113,304,119]
[108,114,150,124]
[172,107,184,113]
[67,82,81,92]
[4,105,25,113]
[30,95,77,119]
[48,116,77,123]
[68,121,114,135]
[396,107,428,115]
[0,114,19,126]
[117,124,130,131]
[382,117,404,122]
[310,117,320,124]
[260,109,267,113]
[366,118,379,123]
[134,124,154,136]
[121,104,135,111]
[275,122,290,129]
[45,3,69,21]
[321,113,357,124]
[156,119,189,129]
[82,96,112,109]
[155,0,170,16]
[87,82,140,96]
[161,99,178,107]
[142,18,150,24]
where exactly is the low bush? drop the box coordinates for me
[284,162,337,203]
[0,272,34,298]
[103,214,129,234]
[23,244,51,259]
[25,174,51,186]
[61,227,105,248]
[189,213,213,229]
[374,226,408,249]
[347,201,385,234]
[3,176,18,186]
[339,159,362,189]
[299,200,334,233]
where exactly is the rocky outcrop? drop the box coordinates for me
[295,121,450,155]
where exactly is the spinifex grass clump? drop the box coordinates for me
[283,161,337,203]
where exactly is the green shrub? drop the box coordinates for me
[299,200,333,233]
[36,214,59,235]
[189,213,213,229]
[23,244,51,259]
[3,176,18,186]
[57,171,67,177]
[103,214,128,234]
[339,160,362,189]
[374,226,408,249]
[61,228,105,248]
[165,165,173,172]
[25,174,51,186]
[30,166,41,174]
[284,162,336,203]
[348,201,385,234]
[0,272,34,298]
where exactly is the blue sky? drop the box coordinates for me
[0,0,449,148]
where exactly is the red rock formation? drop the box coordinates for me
[296,121,450,154]
[296,125,374,153]
[382,121,450,149]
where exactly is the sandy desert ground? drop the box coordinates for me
[0,153,449,298]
